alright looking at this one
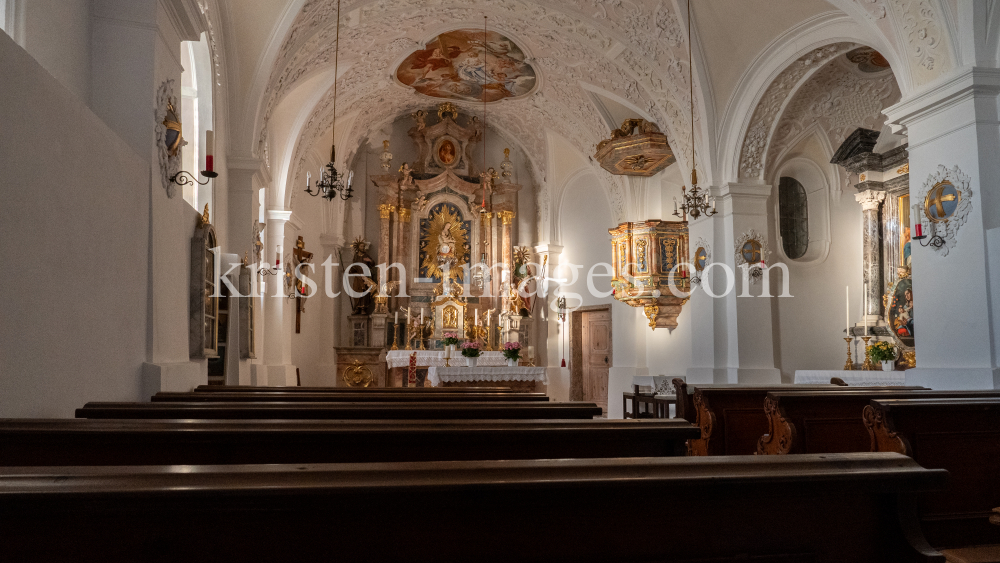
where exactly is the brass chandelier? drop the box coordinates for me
[305,0,354,202]
[672,0,716,222]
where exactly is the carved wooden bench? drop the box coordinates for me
[867,397,1000,552]
[0,418,700,466]
[0,453,947,562]
[152,391,550,403]
[754,388,999,455]
[194,385,516,393]
[76,401,604,420]
[688,385,922,456]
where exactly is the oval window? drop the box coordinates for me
[778,177,808,259]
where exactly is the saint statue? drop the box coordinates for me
[437,222,458,271]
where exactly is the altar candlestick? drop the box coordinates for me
[205,130,214,173]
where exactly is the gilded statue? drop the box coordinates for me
[421,204,468,282]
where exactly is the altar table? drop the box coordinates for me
[793,370,906,386]
[386,350,507,369]
[427,367,548,392]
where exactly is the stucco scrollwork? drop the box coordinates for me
[919,164,973,257]
[738,43,856,181]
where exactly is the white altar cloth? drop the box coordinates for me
[793,370,906,386]
[386,350,506,369]
[427,366,548,387]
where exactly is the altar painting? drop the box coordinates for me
[887,277,915,348]
[899,194,911,268]
[395,29,537,103]
[420,203,471,283]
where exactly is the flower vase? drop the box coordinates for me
[507,358,517,367]
[881,361,894,372]
[467,357,478,368]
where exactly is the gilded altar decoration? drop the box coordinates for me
[343,360,374,387]
[420,203,470,283]
[395,29,537,103]
[594,119,676,177]
[443,305,459,329]
[918,165,973,256]
[609,220,690,331]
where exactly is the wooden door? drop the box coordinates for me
[581,310,611,414]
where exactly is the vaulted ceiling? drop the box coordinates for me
[215,0,960,215]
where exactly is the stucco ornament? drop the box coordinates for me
[154,79,185,199]
[919,165,973,257]
[739,43,856,180]
[734,229,770,285]
[766,56,899,179]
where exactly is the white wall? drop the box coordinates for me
[22,0,91,102]
[0,31,149,416]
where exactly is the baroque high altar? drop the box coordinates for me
[365,103,529,351]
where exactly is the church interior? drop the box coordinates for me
[2,0,1000,560]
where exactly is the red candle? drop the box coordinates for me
[915,223,922,237]
[205,130,215,173]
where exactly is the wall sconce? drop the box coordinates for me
[170,130,219,187]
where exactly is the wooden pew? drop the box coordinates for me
[866,397,1000,551]
[671,379,839,423]
[0,418,700,465]
[688,385,926,456]
[0,453,947,562]
[195,385,515,393]
[757,389,1000,455]
[77,401,604,420]
[152,391,550,403]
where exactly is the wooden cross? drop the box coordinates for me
[292,236,313,334]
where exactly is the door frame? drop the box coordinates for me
[569,305,613,402]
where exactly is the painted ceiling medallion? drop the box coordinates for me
[847,47,891,73]
[395,29,537,103]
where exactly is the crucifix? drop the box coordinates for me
[292,236,313,333]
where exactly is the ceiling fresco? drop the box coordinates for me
[395,29,538,103]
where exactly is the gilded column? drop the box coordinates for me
[499,210,516,280]
[377,203,394,269]
[396,206,412,274]
[855,190,885,322]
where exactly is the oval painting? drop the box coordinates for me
[437,139,457,166]
[396,29,537,103]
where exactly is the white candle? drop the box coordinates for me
[307,171,311,189]
[408,306,411,323]
[420,310,424,325]
[395,311,398,324]
[863,282,869,336]
[475,309,479,326]
[845,286,850,335]
[275,245,281,268]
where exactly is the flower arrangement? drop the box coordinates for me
[442,332,460,346]
[460,341,481,358]
[502,341,522,361]
[868,341,897,362]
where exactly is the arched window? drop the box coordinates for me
[180,34,214,212]
[778,177,808,259]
